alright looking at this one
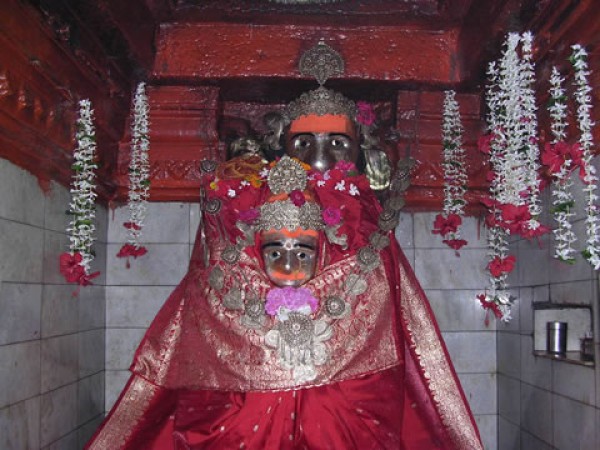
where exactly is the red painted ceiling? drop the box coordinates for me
[0,0,598,209]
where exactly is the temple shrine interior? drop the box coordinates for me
[1,0,599,449]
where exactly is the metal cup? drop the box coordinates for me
[547,321,568,354]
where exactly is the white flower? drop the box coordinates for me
[335,180,346,191]
[317,180,326,187]
[227,189,236,198]
[240,180,250,187]
[259,168,270,179]
[349,183,359,196]
[323,170,331,181]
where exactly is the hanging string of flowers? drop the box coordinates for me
[477,32,549,322]
[117,82,150,267]
[571,45,600,269]
[432,90,468,252]
[59,99,101,289]
[543,66,579,263]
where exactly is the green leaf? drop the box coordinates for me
[140,179,151,187]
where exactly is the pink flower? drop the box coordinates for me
[432,213,462,236]
[322,207,342,226]
[443,239,468,250]
[356,101,376,126]
[289,190,306,207]
[238,208,260,224]
[488,255,516,278]
[478,134,494,154]
[265,287,319,316]
[334,161,356,172]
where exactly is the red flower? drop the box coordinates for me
[488,255,516,278]
[478,134,494,154]
[322,206,342,226]
[477,294,503,319]
[334,161,356,172]
[59,252,86,283]
[443,239,468,250]
[238,208,260,224]
[499,204,531,234]
[356,101,376,126]
[432,213,462,236]
[542,141,571,174]
[117,244,148,259]
[78,271,100,286]
[481,197,499,210]
[289,190,306,207]
[520,222,550,239]
[123,222,142,231]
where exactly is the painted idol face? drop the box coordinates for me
[260,229,318,287]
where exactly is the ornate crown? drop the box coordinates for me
[284,40,356,123]
[257,156,324,231]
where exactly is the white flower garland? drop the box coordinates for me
[441,90,467,241]
[67,99,98,274]
[571,45,600,269]
[548,66,577,262]
[126,82,151,249]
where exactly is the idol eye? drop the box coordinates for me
[293,137,312,150]
[269,250,282,260]
[296,252,308,261]
[330,137,350,149]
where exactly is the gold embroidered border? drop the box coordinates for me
[88,376,159,449]
[399,264,483,450]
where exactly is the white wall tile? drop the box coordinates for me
[442,331,496,373]
[498,374,520,425]
[394,212,413,248]
[520,383,553,444]
[0,341,41,409]
[517,287,534,334]
[108,203,190,244]
[497,332,521,379]
[475,414,497,450]
[43,182,72,233]
[0,159,45,226]
[42,230,70,284]
[516,239,550,286]
[553,395,596,450]
[498,415,520,450]
[519,335,551,390]
[190,203,201,243]
[105,328,146,370]
[106,285,172,328]
[414,248,488,290]
[40,383,77,447]
[0,397,40,450]
[105,370,130,413]
[0,283,42,345]
[43,430,79,450]
[458,373,497,415]
[78,415,104,449]
[550,279,594,305]
[106,243,189,285]
[426,289,493,332]
[79,329,105,378]
[77,373,104,426]
[78,285,105,332]
[520,430,553,450]
[41,334,79,392]
[552,362,595,405]
[41,285,79,338]
[0,219,44,283]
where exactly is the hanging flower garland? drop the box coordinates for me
[432,90,468,252]
[59,99,101,288]
[543,66,579,263]
[117,82,150,267]
[477,32,549,322]
[571,45,600,269]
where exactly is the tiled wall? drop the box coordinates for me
[105,205,498,449]
[498,175,600,450]
[0,158,106,450]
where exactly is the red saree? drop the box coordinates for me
[86,158,482,450]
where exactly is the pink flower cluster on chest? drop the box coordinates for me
[265,287,319,316]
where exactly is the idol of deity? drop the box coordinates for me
[86,42,483,450]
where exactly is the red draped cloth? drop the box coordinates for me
[86,158,482,450]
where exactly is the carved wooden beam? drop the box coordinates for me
[153,23,460,84]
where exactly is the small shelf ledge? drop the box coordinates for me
[533,350,595,367]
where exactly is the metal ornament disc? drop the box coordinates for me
[200,160,218,173]
[221,245,241,265]
[279,313,314,346]
[205,198,222,215]
[299,40,345,86]
[324,296,347,318]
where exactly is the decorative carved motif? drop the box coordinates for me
[299,39,345,86]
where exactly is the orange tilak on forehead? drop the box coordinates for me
[289,114,355,135]
[262,228,319,239]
